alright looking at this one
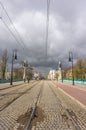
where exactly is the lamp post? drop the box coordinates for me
[69,51,74,85]
[10,50,17,85]
[59,61,63,83]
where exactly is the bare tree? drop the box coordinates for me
[13,67,23,79]
[0,49,8,79]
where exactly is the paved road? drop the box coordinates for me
[0,80,86,130]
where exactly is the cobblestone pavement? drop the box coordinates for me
[0,81,24,90]
[33,83,69,130]
[0,81,42,130]
[53,81,86,106]
[0,80,86,130]
[50,81,86,130]
[32,81,86,130]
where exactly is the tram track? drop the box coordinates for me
[0,82,24,91]
[0,84,29,98]
[0,81,36,92]
[51,81,86,130]
[0,81,40,112]
[24,84,43,130]
[48,82,84,130]
[16,81,44,130]
[0,81,85,130]
[0,81,36,99]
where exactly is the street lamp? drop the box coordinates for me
[10,50,17,85]
[59,61,63,83]
[69,51,74,85]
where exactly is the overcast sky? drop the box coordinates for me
[0,0,86,73]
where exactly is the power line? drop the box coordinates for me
[0,1,27,49]
[1,18,22,48]
[1,18,27,61]
[45,0,50,59]
[0,1,30,60]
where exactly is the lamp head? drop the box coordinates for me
[15,54,17,60]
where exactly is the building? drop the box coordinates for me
[57,68,62,80]
[48,69,58,80]
[66,68,72,79]
[48,68,63,80]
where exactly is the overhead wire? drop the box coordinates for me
[1,17,26,60]
[0,1,52,67]
[1,18,22,48]
[0,1,25,48]
[0,1,29,60]
[45,0,50,60]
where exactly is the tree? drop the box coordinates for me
[74,58,86,79]
[0,49,8,79]
[13,67,23,79]
[26,68,33,80]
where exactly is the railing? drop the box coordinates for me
[59,78,86,85]
[0,79,23,83]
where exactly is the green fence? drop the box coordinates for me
[59,78,86,85]
[0,79,23,83]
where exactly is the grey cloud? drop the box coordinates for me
[0,0,86,73]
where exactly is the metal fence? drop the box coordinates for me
[59,78,86,85]
[0,79,23,83]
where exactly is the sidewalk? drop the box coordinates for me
[58,81,86,91]
[53,81,86,107]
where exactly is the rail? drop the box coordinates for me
[48,83,81,130]
[24,85,43,130]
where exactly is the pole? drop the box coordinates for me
[10,54,14,85]
[69,52,74,85]
[59,61,63,83]
[72,57,74,85]
[61,69,63,83]
[10,50,17,85]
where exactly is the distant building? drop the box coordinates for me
[48,69,58,80]
[33,72,41,80]
[58,68,62,80]
[48,68,63,80]
[66,68,72,79]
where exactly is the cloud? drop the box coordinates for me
[0,0,86,73]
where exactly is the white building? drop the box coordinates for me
[48,70,58,80]
[48,68,62,80]
[58,68,62,80]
